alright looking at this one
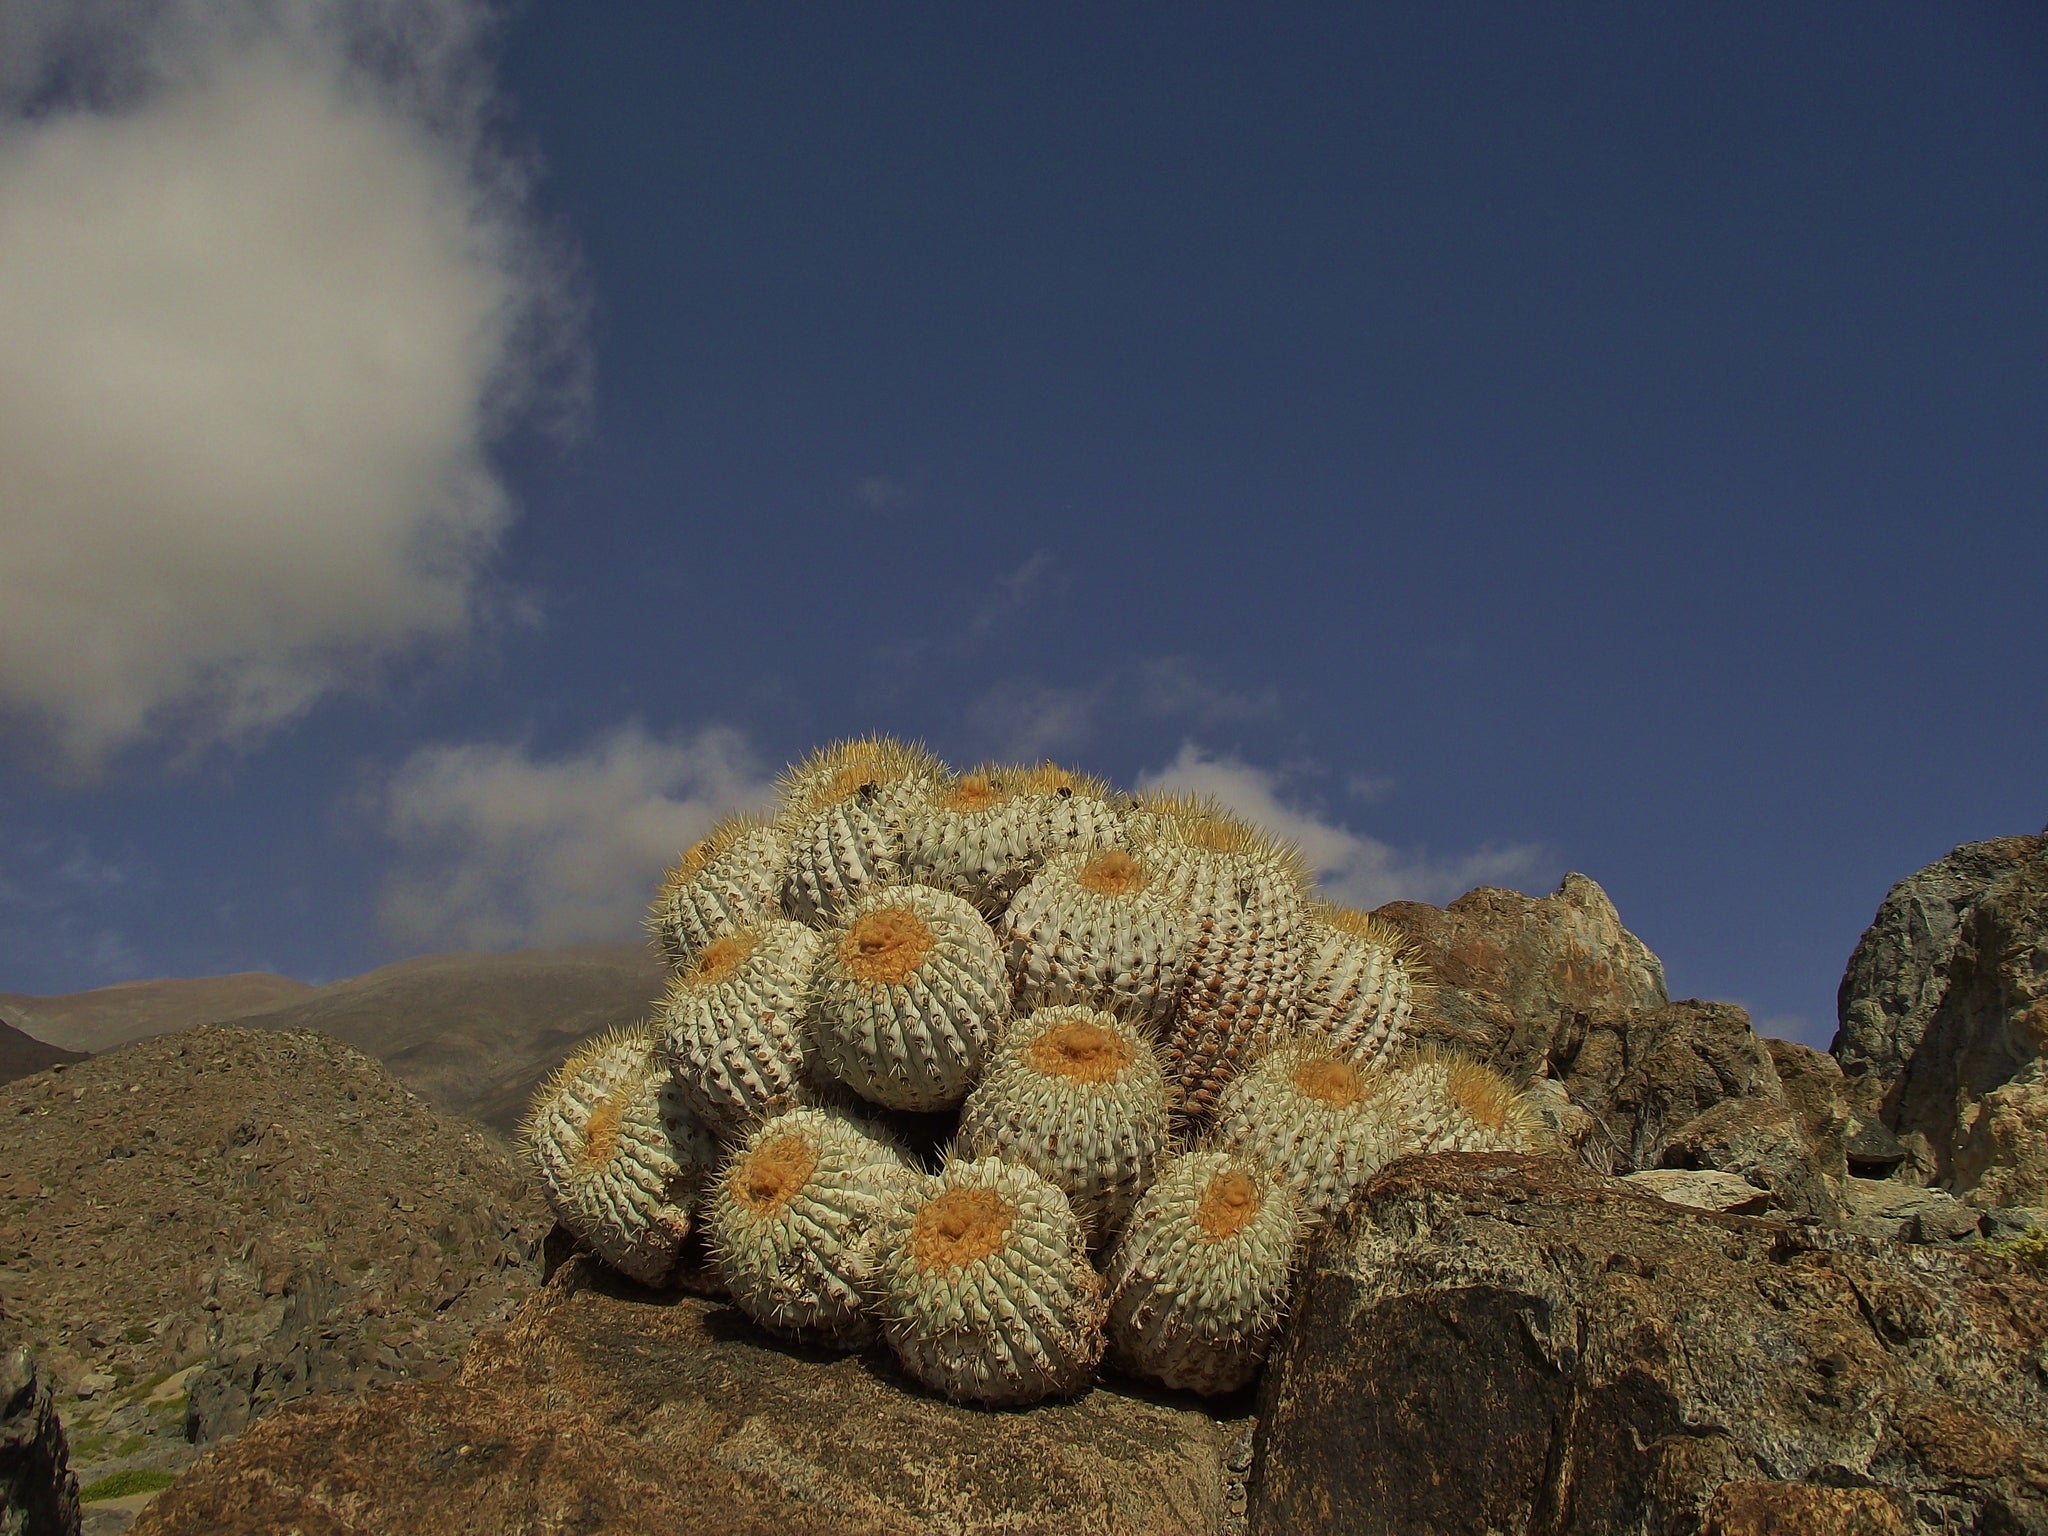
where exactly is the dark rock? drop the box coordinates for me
[132,1255,1242,1536]
[1251,1153,2048,1536]
[1845,1115,1909,1178]
[1373,872,1668,1063]
[0,1342,80,1536]
[1832,831,2044,1119]
[1763,1039,1850,1194]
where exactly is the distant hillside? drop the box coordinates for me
[0,1019,85,1085]
[226,944,666,1135]
[1,973,315,1055]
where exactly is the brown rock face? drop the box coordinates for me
[133,1255,1244,1536]
[1251,1154,2048,1536]
[1375,872,1668,1061]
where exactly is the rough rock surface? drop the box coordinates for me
[1374,873,1668,1061]
[1,1341,80,1536]
[0,1029,548,1522]
[133,1253,1246,1536]
[1252,1153,2048,1536]
[1884,844,2048,1200]
[1833,832,2044,1114]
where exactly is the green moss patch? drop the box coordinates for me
[80,1467,177,1502]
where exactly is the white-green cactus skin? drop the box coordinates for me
[1141,798,1312,1121]
[1212,1041,1400,1218]
[1105,1149,1305,1396]
[660,919,823,1136]
[707,1106,914,1347]
[647,814,790,972]
[777,738,943,925]
[1380,1050,1552,1155]
[1293,901,1424,1068]
[958,1006,1171,1238]
[1006,763,1127,867]
[900,767,1040,912]
[811,882,1011,1112]
[1004,845,1189,1027]
[873,1155,1107,1406]
[522,1026,719,1287]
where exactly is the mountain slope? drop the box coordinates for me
[1,974,314,1055]
[0,1019,85,1085]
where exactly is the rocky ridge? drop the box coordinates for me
[0,1028,549,1529]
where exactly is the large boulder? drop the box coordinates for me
[131,1254,1246,1536]
[1833,832,2044,1119]
[1374,873,1668,1062]
[1251,1154,2048,1536]
[0,1343,79,1536]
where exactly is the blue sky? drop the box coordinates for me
[1,2,2042,1046]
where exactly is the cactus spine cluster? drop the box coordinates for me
[1106,1149,1304,1395]
[708,1106,913,1346]
[517,732,1559,1406]
[523,1026,717,1287]
[873,1156,1106,1406]
[959,1005,1170,1237]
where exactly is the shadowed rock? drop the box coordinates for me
[1251,1153,2048,1535]
[1,1342,80,1536]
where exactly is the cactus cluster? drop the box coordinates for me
[523,738,1558,1407]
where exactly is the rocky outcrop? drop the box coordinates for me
[1,1342,80,1536]
[1832,831,2048,1207]
[1833,832,2043,1115]
[0,1029,549,1510]
[1251,1153,2048,1536]
[132,1253,1246,1536]
[1374,873,1668,1061]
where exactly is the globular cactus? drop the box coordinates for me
[901,767,1039,912]
[777,737,943,925]
[1293,902,1426,1068]
[647,813,788,972]
[1380,1050,1552,1155]
[707,1106,915,1347]
[1007,762,1127,865]
[522,1026,719,1287]
[1212,1041,1400,1217]
[660,920,823,1136]
[1106,1149,1305,1396]
[811,882,1010,1111]
[959,1005,1171,1238]
[1004,845,1189,1027]
[1141,797,1312,1121]
[873,1155,1106,1406]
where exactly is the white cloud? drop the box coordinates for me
[378,725,774,951]
[962,658,1279,762]
[0,0,581,768]
[1137,743,1552,910]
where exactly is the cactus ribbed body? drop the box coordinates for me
[647,815,788,972]
[1382,1051,1552,1155]
[1009,763,1127,866]
[1148,806,1311,1120]
[959,1006,1170,1238]
[1294,902,1420,1068]
[1005,845,1188,1026]
[874,1156,1106,1406]
[812,883,1010,1111]
[1106,1150,1304,1395]
[777,739,942,925]
[1213,1042,1400,1217]
[901,769,1038,911]
[522,1027,718,1287]
[660,920,823,1136]
[708,1107,914,1346]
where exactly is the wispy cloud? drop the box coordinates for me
[1136,742,1551,910]
[0,0,583,770]
[962,658,1280,762]
[378,724,773,951]
[853,475,917,512]
[967,551,1061,638]
[0,827,157,992]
